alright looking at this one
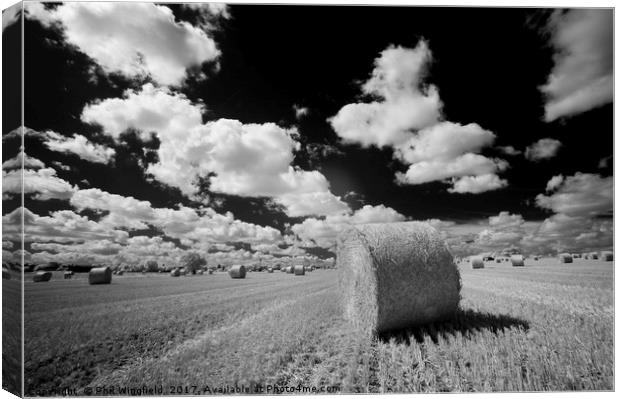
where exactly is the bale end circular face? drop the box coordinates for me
[336,221,461,336]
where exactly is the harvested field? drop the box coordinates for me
[23,258,613,394]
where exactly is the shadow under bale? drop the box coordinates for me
[378,308,530,345]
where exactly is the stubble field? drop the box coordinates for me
[23,258,613,395]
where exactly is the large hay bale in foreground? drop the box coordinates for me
[294,265,305,275]
[89,267,112,285]
[33,271,52,282]
[559,253,573,263]
[471,257,484,269]
[602,251,613,261]
[511,255,525,267]
[337,222,461,335]
[229,265,246,279]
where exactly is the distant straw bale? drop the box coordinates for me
[471,256,484,269]
[602,251,613,261]
[336,221,461,335]
[229,265,246,279]
[294,265,305,275]
[511,255,525,267]
[88,267,112,285]
[33,271,52,282]
[559,253,573,263]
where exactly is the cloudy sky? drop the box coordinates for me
[2,2,613,267]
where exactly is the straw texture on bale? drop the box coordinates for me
[89,267,112,285]
[511,255,525,267]
[559,253,573,263]
[294,265,305,275]
[229,265,246,279]
[471,257,484,269]
[33,271,52,282]
[602,251,613,261]
[337,221,461,335]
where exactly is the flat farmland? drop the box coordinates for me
[24,258,613,395]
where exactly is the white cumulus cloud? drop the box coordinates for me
[330,41,507,193]
[541,9,613,121]
[82,84,349,217]
[44,131,115,164]
[525,138,562,161]
[25,2,221,86]
[536,172,612,217]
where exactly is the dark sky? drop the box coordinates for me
[2,3,614,264]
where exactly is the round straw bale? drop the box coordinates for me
[471,256,484,269]
[495,258,501,263]
[89,267,112,285]
[2,267,10,280]
[602,251,613,261]
[229,265,246,279]
[591,252,599,260]
[170,268,181,277]
[33,271,52,282]
[63,271,72,279]
[511,254,525,267]
[337,221,461,335]
[285,266,294,274]
[294,265,305,275]
[267,267,274,273]
[559,253,573,263]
